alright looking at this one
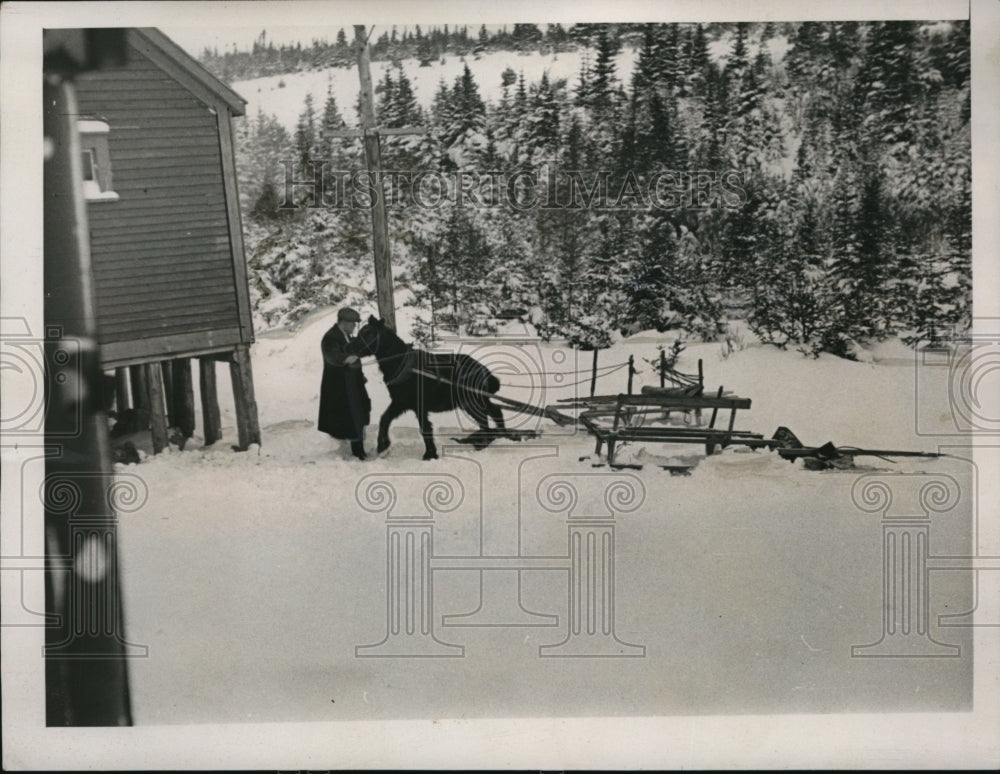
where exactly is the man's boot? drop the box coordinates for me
[351,440,367,460]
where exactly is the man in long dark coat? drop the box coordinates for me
[318,307,371,459]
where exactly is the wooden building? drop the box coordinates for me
[74,28,260,451]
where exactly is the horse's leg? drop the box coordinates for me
[417,408,438,460]
[377,400,407,453]
[459,398,501,449]
[486,400,506,435]
[464,397,489,433]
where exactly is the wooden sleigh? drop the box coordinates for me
[418,366,944,470]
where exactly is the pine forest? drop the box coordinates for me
[214,21,971,358]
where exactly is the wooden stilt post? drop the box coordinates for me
[114,367,130,414]
[128,364,150,430]
[627,355,634,395]
[659,349,666,388]
[199,358,222,446]
[229,345,261,451]
[129,365,148,410]
[590,348,599,397]
[145,362,168,454]
[160,361,175,426]
[172,359,196,439]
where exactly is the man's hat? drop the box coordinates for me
[338,307,361,322]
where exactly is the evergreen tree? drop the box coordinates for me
[683,24,712,97]
[417,205,493,331]
[391,67,421,126]
[512,23,543,51]
[856,21,923,148]
[832,163,896,341]
[431,78,453,126]
[944,20,970,89]
[535,114,593,341]
[320,88,345,152]
[658,24,681,95]
[626,213,676,332]
[726,22,751,90]
[785,22,824,87]
[295,92,318,169]
[524,71,562,160]
[514,70,528,113]
[482,206,538,314]
[374,69,396,123]
[629,35,684,173]
[432,64,487,164]
[588,27,621,120]
[633,24,659,94]
[293,93,320,206]
[239,109,293,218]
[698,65,729,169]
[547,23,569,50]
[574,52,591,107]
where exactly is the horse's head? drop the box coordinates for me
[347,315,386,358]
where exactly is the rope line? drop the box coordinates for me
[506,361,631,389]
[486,361,631,380]
[362,354,632,381]
[363,357,632,391]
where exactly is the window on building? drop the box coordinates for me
[81,148,96,181]
[77,120,118,202]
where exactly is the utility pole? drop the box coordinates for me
[324,27,427,330]
[353,25,395,329]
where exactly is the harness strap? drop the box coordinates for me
[411,367,577,426]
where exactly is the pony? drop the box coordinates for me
[347,316,506,459]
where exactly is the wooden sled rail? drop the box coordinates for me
[580,389,753,464]
[560,392,749,411]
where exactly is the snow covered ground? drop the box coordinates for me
[113,309,976,724]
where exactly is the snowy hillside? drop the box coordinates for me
[232,36,791,134]
[234,48,640,132]
[231,21,970,356]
